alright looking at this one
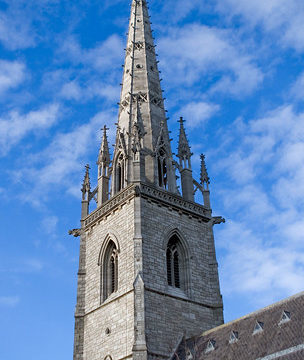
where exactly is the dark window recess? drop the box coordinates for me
[166,235,181,289]
[166,248,172,286]
[110,256,116,293]
[102,241,118,302]
[173,252,180,288]
[157,146,167,189]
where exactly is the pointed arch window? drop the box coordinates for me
[157,146,168,189]
[101,241,118,301]
[115,153,125,193]
[166,235,186,289]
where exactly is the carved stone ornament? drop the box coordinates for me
[68,228,82,237]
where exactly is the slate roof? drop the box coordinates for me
[172,292,304,360]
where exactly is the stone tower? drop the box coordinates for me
[70,1,224,360]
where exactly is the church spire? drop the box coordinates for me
[112,0,177,193]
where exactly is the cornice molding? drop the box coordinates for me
[84,182,211,229]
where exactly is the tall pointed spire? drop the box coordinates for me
[112,0,176,193]
[97,126,111,206]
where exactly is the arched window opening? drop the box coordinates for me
[102,241,118,301]
[166,235,183,289]
[166,248,172,286]
[115,154,125,193]
[173,251,180,288]
[157,147,168,189]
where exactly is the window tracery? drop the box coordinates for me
[101,240,118,301]
[166,235,182,288]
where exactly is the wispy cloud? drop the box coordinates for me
[0,296,20,307]
[175,101,220,129]
[158,24,263,97]
[41,215,58,235]
[290,71,304,101]
[217,0,304,52]
[58,34,124,71]
[0,7,36,50]
[40,35,123,104]
[214,103,304,306]
[13,108,116,206]
[0,258,44,274]
[0,103,60,156]
[0,59,26,95]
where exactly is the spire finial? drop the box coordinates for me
[200,154,210,189]
[81,164,91,199]
[177,117,192,167]
[97,125,111,168]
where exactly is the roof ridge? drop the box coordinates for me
[201,291,304,337]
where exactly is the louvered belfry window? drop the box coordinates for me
[166,235,181,288]
[102,241,118,301]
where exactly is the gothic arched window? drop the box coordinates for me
[102,241,118,301]
[166,235,184,288]
[157,146,168,189]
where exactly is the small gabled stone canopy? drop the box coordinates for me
[172,291,304,360]
[253,321,264,334]
[229,330,239,343]
[279,310,291,324]
[205,340,216,353]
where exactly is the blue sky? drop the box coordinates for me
[1,0,304,359]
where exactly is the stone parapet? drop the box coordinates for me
[84,182,212,229]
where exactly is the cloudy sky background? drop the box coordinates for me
[1,0,304,359]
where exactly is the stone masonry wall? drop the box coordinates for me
[83,200,136,360]
[140,197,223,357]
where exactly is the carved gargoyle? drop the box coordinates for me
[68,228,81,237]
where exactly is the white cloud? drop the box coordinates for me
[0,103,60,156]
[217,221,304,304]
[0,8,36,50]
[217,0,304,52]
[0,60,26,95]
[0,258,44,274]
[14,108,116,206]
[60,80,82,101]
[42,36,123,103]
[158,24,263,97]
[24,259,44,272]
[290,72,304,100]
[0,296,20,307]
[59,35,124,71]
[41,215,58,235]
[176,102,220,128]
[213,103,304,306]
[59,79,119,103]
